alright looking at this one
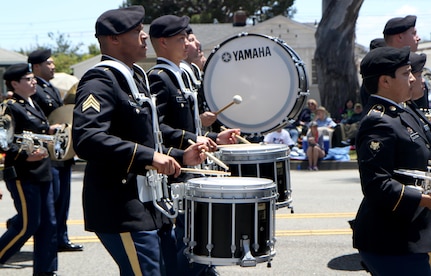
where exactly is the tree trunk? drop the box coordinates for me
[314,0,364,121]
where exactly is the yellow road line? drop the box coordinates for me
[0,213,358,228]
[276,212,357,219]
[0,212,356,245]
[18,228,353,246]
[277,229,352,236]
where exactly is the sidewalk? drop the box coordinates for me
[290,159,358,170]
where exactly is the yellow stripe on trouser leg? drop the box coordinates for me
[120,232,142,275]
[0,180,28,257]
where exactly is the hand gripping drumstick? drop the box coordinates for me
[187,139,229,171]
[214,95,242,115]
[220,126,251,144]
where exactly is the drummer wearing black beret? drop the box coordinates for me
[148,15,239,276]
[384,15,421,51]
[147,15,239,149]
[73,5,211,276]
[353,46,431,275]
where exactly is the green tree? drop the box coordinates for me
[122,0,294,23]
[20,32,100,74]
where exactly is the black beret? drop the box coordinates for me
[95,6,145,37]
[3,63,32,81]
[28,49,51,64]
[383,15,416,35]
[369,38,386,50]
[410,52,427,73]
[149,15,190,38]
[185,26,193,35]
[360,46,411,79]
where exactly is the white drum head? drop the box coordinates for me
[203,33,306,134]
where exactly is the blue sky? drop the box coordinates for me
[0,0,124,52]
[293,0,431,47]
[1,0,430,53]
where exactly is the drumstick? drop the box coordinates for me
[145,166,231,176]
[214,95,242,115]
[180,168,231,176]
[187,139,229,170]
[220,126,251,144]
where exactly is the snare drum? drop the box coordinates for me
[216,144,292,210]
[183,177,277,267]
[203,33,309,134]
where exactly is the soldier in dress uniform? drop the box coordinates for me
[0,63,60,275]
[72,6,208,275]
[361,15,422,107]
[384,15,428,109]
[148,15,241,276]
[147,15,239,151]
[181,26,218,129]
[353,46,431,275]
[28,49,83,252]
[406,52,431,143]
[384,15,421,51]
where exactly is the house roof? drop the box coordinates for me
[72,15,319,76]
[0,48,28,65]
[189,15,317,56]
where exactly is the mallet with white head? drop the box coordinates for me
[214,95,242,115]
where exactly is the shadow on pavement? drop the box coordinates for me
[327,253,365,271]
[4,251,33,268]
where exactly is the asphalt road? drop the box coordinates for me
[0,167,370,276]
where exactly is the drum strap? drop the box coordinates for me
[93,61,176,218]
[94,61,163,152]
[180,61,201,90]
[151,63,202,136]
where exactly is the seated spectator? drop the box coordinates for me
[263,128,295,148]
[313,106,337,128]
[288,99,319,147]
[340,99,354,123]
[313,106,348,147]
[296,98,318,136]
[305,121,328,171]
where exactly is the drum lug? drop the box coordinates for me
[230,244,236,255]
[240,235,257,267]
[206,243,214,255]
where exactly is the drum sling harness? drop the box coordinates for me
[150,63,202,136]
[93,60,179,219]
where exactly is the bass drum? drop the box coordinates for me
[48,104,75,161]
[203,33,309,134]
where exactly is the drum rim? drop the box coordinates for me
[203,32,308,134]
[218,143,289,154]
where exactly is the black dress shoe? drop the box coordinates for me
[33,272,57,276]
[58,241,83,252]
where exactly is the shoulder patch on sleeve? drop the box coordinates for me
[369,140,382,152]
[367,104,385,117]
[82,94,100,113]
